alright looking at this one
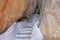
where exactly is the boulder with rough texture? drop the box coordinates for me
[40,0,60,40]
[0,0,37,34]
[0,0,29,34]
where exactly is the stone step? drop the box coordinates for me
[19,28,32,31]
[15,39,30,40]
[16,34,31,37]
[18,30,32,33]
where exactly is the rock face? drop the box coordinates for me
[0,0,29,34]
[40,0,60,40]
[25,0,37,16]
[0,0,37,34]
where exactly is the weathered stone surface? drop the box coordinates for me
[0,0,29,34]
[40,0,60,40]
[0,0,38,34]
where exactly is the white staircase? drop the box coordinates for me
[15,27,32,40]
[15,14,40,40]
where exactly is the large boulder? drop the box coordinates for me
[40,0,60,40]
[0,0,29,34]
[0,0,38,34]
